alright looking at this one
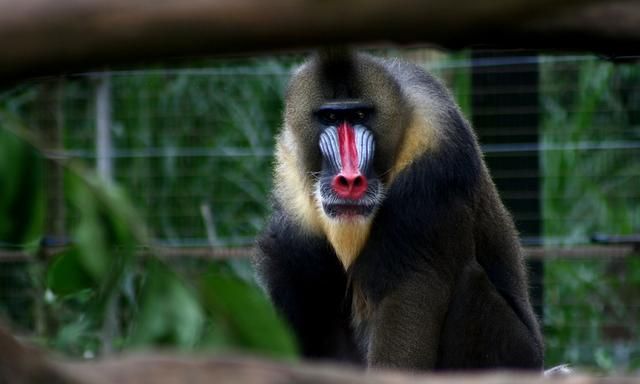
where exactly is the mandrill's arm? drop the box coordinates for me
[255,212,362,362]
[367,270,452,370]
[437,259,544,369]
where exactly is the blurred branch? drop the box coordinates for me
[524,245,638,260]
[1,1,640,83]
[0,246,255,263]
[1,244,637,263]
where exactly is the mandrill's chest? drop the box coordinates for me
[349,277,374,329]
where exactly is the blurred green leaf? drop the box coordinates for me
[200,266,297,358]
[47,248,94,295]
[66,171,147,284]
[51,317,100,356]
[128,260,204,348]
[0,127,44,249]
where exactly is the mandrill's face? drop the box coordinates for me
[278,53,409,267]
[283,54,407,224]
[313,100,384,221]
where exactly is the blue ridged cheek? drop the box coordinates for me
[318,125,375,175]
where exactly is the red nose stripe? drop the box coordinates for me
[334,122,368,200]
[337,122,359,176]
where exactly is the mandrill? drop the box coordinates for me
[254,50,543,371]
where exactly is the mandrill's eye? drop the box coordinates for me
[353,110,367,124]
[316,110,339,125]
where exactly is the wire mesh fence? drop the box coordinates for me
[0,49,639,372]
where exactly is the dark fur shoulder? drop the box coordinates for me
[351,107,482,303]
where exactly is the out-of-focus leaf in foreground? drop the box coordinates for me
[47,248,94,296]
[0,128,44,249]
[128,260,205,348]
[65,171,147,286]
[200,266,298,359]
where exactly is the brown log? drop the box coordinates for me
[1,325,638,384]
[0,325,80,384]
[1,1,640,83]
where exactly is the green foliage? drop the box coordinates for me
[541,59,640,244]
[541,57,640,372]
[0,58,299,359]
[444,51,472,118]
[200,266,297,358]
[38,161,297,358]
[0,127,45,328]
[128,260,205,349]
[544,258,640,372]
[47,248,94,295]
[105,60,292,245]
[0,128,44,249]
[67,171,143,283]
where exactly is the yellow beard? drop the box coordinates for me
[275,128,373,269]
[320,214,373,269]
